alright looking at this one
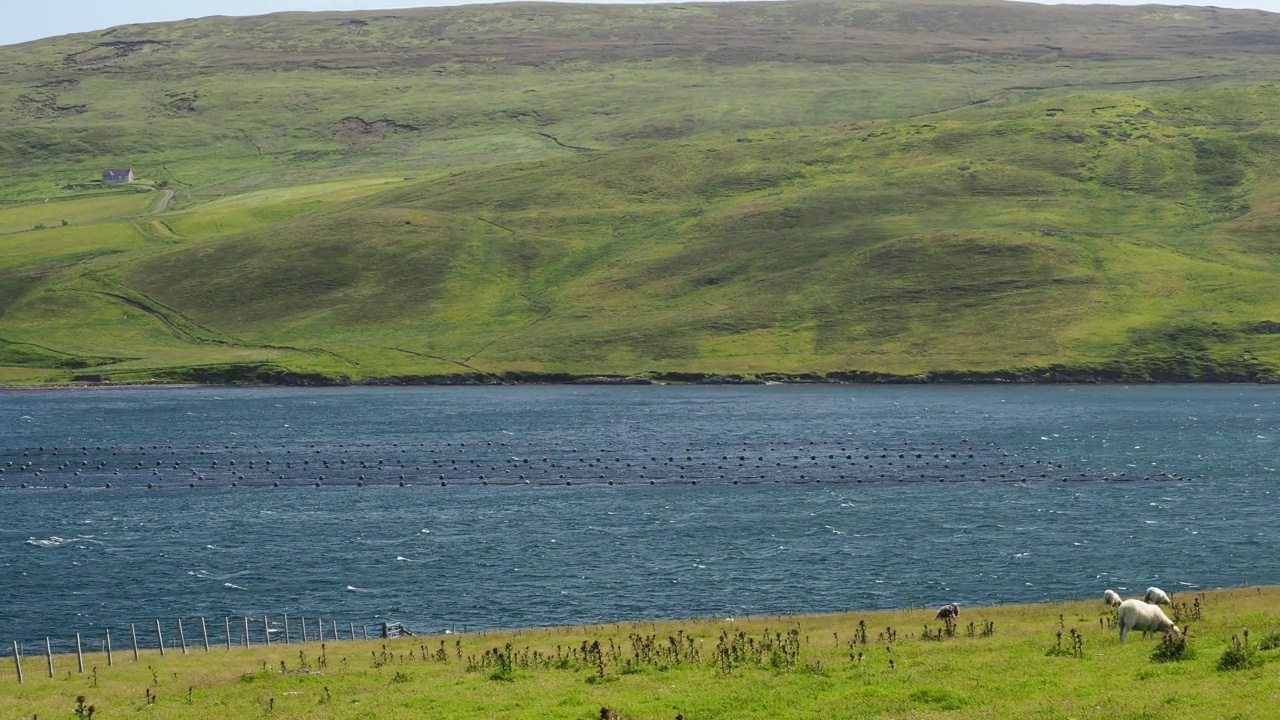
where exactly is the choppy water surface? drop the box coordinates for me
[0,385,1276,649]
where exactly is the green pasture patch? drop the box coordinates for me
[0,366,50,384]
[185,177,408,210]
[165,176,410,239]
[0,283,214,360]
[0,588,1277,719]
[0,193,156,236]
[0,338,121,370]
[0,223,148,270]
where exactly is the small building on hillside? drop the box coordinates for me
[102,168,134,184]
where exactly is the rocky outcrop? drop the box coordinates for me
[330,117,419,147]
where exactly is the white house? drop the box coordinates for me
[102,168,134,184]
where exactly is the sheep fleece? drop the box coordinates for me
[1117,599,1178,642]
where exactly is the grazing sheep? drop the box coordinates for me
[1143,586,1172,605]
[936,603,960,620]
[1117,599,1179,642]
[1103,589,1122,607]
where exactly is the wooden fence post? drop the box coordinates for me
[156,620,165,656]
[363,625,369,640]
[264,616,271,646]
[177,619,188,654]
[76,633,84,673]
[317,618,324,643]
[105,630,113,667]
[201,617,209,652]
[243,617,250,649]
[130,624,139,660]
[283,614,290,645]
[224,617,231,650]
[332,620,338,641]
[12,641,22,684]
[350,622,355,641]
[300,617,307,643]
[45,637,53,678]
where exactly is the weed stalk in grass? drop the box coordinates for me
[1152,627,1195,663]
[1174,596,1205,624]
[921,619,959,641]
[1217,629,1264,671]
[1258,630,1280,651]
[713,627,800,674]
[1045,629,1085,658]
[803,659,827,676]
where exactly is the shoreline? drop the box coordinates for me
[4,585,1276,718]
[3,584,1269,656]
[3,365,1279,390]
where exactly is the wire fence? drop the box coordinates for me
[2,614,422,684]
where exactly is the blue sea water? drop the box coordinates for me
[0,384,1276,652]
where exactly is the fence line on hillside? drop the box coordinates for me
[1,615,425,684]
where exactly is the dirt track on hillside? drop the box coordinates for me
[153,189,174,213]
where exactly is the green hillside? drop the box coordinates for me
[3,0,1280,384]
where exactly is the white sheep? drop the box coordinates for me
[1117,598,1179,642]
[1143,586,1172,605]
[1103,589,1122,607]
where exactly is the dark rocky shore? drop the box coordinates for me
[41,360,1280,388]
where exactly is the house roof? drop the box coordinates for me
[103,168,132,174]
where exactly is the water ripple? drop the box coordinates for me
[0,384,1276,647]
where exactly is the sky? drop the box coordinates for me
[4,0,1280,48]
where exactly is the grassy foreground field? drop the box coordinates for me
[2,587,1278,719]
[4,0,1280,384]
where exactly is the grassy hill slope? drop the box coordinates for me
[2,1,1280,384]
[2,587,1279,718]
